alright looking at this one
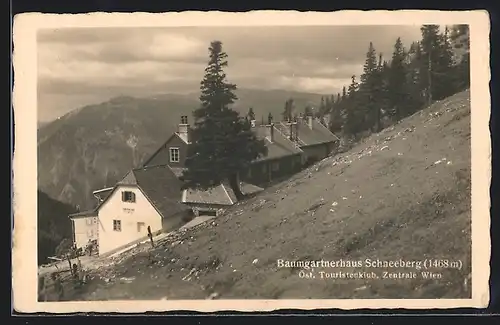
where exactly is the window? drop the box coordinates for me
[87,229,94,237]
[121,191,136,203]
[137,222,145,233]
[272,161,280,172]
[180,115,188,124]
[113,220,121,232]
[86,218,93,226]
[170,147,180,163]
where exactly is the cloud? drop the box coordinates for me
[37,25,422,121]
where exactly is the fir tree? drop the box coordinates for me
[360,42,378,85]
[434,26,456,99]
[329,94,343,134]
[325,95,333,115]
[449,24,470,91]
[420,25,442,104]
[182,40,267,200]
[359,42,379,131]
[344,75,362,136]
[388,37,408,120]
[348,75,359,97]
[339,86,348,125]
[370,53,387,132]
[408,41,427,108]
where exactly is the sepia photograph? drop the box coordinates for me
[12,11,490,312]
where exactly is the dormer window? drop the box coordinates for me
[122,191,136,203]
[170,147,180,162]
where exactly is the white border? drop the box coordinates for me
[12,10,491,313]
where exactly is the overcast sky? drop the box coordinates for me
[37,25,422,122]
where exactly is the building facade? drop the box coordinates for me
[69,211,99,250]
[70,164,190,257]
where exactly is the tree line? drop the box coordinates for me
[181,25,470,200]
[313,24,470,140]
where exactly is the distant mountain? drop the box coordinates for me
[38,190,77,265]
[37,88,324,209]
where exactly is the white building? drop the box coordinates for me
[69,164,191,257]
[68,210,98,250]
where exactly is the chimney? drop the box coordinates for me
[178,115,189,143]
[307,115,313,130]
[265,123,275,143]
[289,122,293,141]
[293,122,299,141]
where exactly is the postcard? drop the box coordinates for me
[12,10,491,313]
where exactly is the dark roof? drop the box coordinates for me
[275,119,339,147]
[183,183,234,205]
[142,131,191,168]
[169,167,186,178]
[69,210,97,219]
[141,133,176,168]
[129,165,189,218]
[253,125,303,162]
[96,164,189,219]
[182,182,263,205]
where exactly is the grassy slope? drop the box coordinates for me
[68,90,471,300]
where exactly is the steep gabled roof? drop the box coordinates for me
[275,119,339,147]
[118,170,138,185]
[183,183,234,206]
[169,167,186,178]
[311,118,341,142]
[182,182,263,206]
[142,129,193,168]
[132,165,189,218]
[253,125,303,162]
[141,133,177,168]
[93,164,189,219]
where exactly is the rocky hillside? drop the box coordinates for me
[65,89,471,300]
[37,88,323,209]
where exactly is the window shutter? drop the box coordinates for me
[121,191,125,201]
